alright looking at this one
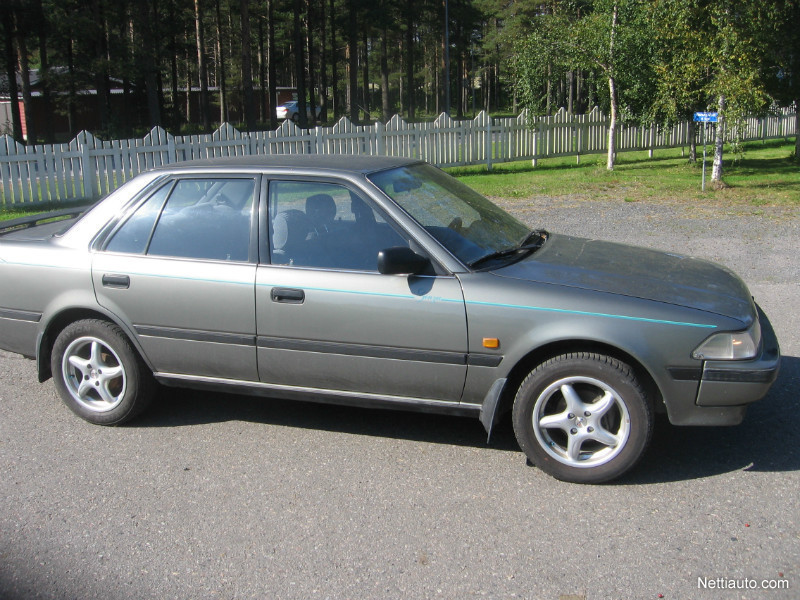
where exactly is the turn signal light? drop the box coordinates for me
[482,337,499,349]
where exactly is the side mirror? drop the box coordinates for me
[377,247,431,275]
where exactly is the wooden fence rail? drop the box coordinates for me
[0,106,795,206]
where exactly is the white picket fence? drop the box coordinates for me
[0,107,795,205]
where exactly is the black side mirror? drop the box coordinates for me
[377,247,431,275]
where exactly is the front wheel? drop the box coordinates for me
[512,353,653,483]
[51,319,155,425]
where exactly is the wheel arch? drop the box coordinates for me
[37,307,152,382]
[495,339,663,422]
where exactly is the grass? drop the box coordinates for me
[447,138,799,208]
[0,200,94,223]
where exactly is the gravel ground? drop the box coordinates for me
[1,196,798,600]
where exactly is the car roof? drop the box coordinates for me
[155,154,422,175]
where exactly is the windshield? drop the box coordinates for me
[369,163,529,265]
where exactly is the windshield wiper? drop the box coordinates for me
[468,230,548,270]
[518,229,548,247]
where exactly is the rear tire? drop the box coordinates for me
[51,319,155,425]
[512,352,652,483]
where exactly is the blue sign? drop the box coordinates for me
[694,112,719,123]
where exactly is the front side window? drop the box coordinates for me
[269,181,408,270]
[105,177,255,262]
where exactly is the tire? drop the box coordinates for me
[512,352,653,484]
[51,319,155,425]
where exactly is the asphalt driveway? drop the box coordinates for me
[1,196,797,600]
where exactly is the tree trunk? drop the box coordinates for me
[2,8,22,142]
[168,1,181,129]
[347,0,358,122]
[711,94,725,182]
[319,0,327,122]
[140,0,161,128]
[185,26,193,126]
[688,119,697,162]
[293,0,308,128]
[240,0,256,130]
[267,0,277,128]
[404,0,414,120]
[545,65,552,115]
[66,37,76,137]
[442,0,450,116]
[456,40,463,119]
[362,30,369,119]
[329,0,338,120]
[90,0,110,133]
[15,19,33,142]
[257,17,266,122]
[795,98,799,162]
[567,71,574,114]
[606,0,619,171]
[607,74,618,171]
[380,28,390,122]
[306,0,318,126]
[214,0,228,123]
[194,0,211,130]
[398,38,404,114]
[37,0,54,143]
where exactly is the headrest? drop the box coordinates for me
[349,194,376,224]
[272,209,310,251]
[306,193,336,223]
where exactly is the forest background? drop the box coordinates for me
[1,0,798,170]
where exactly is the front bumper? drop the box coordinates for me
[695,304,780,409]
[668,305,780,426]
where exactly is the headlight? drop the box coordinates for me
[692,319,761,360]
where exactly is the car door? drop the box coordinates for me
[93,175,259,381]
[255,177,469,403]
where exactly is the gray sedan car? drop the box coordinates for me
[0,156,780,483]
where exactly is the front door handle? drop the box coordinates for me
[271,287,305,304]
[102,274,130,289]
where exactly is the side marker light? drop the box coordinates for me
[482,337,500,349]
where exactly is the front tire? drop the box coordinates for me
[512,353,653,483]
[51,319,155,425]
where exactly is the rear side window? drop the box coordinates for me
[104,183,171,255]
[105,178,256,262]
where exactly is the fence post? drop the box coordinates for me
[0,136,12,205]
[486,115,493,171]
[167,130,177,163]
[79,131,98,200]
[376,121,385,156]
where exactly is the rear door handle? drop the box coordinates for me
[102,274,130,289]
[271,287,305,304]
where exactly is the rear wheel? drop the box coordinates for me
[51,319,155,425]
[512,353,652,483]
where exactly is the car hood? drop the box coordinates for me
[493,233,753,323]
